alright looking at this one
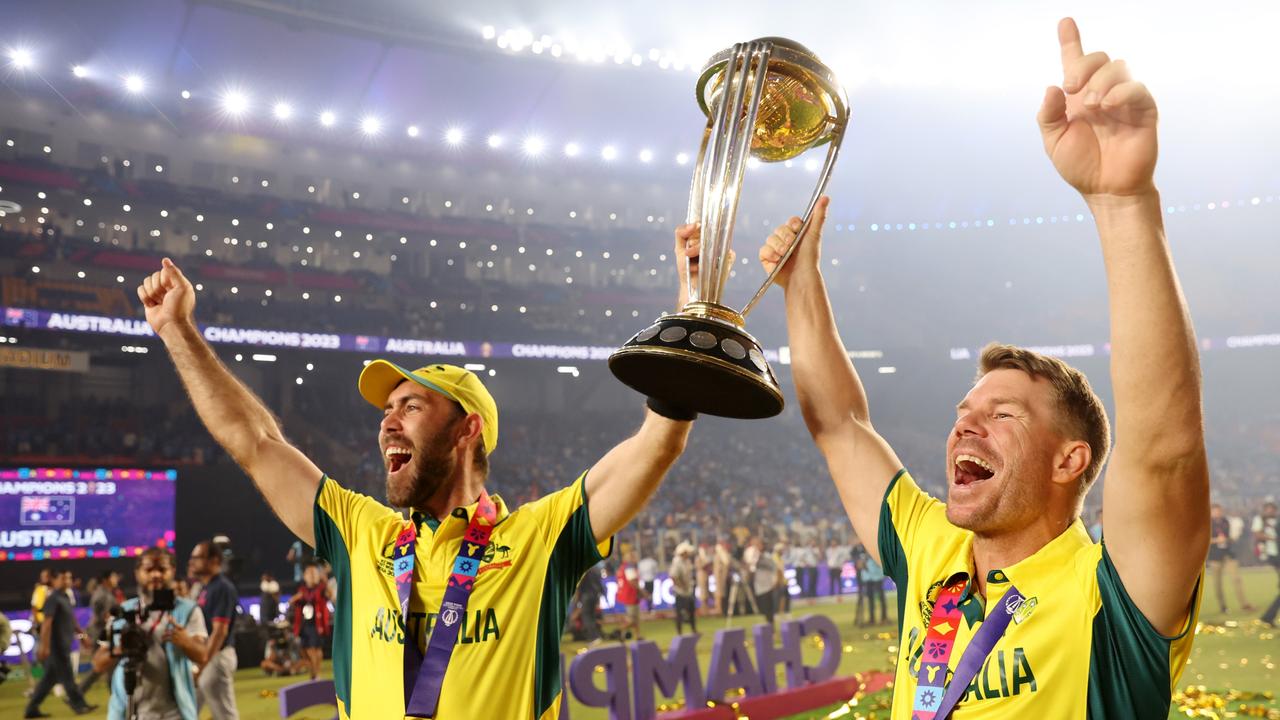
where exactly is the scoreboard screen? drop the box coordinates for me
[0,467,176,561]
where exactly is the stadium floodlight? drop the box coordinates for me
[638,148,653,163]
[220,89,250,117]
[676,152,690,165]
[487,134,503,149]
[272,101,293,121]
[481,25,496,40]
[522,135,546,157]
[359,115,382,136]
[123,74,146,94]
[71,64,89,78]
[318,110,337,127]
[563,142,580,157]
[8,47,33,70]
[444,126,465,146]
[406,125,420,138]
[601,145,618,161]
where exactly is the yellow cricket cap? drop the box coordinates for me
[356,360,498,455]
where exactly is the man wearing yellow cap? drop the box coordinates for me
[136,225,707,719]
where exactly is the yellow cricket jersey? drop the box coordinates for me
[879,470,1201,719]
[312,471,612,719]
[31,584,49,623]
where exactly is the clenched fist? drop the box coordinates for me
[758,195,830,290]
[673,222,734,309]
[137,258,196,337]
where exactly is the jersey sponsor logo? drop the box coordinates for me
[378,540,398,578]
[369,606,502,649]
[1012,596,1038,624]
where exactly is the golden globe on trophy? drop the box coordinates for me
[609,38,850,419]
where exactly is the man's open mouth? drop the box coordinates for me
[386,446,413,473]
[954,453,996,486]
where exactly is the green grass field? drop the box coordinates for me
[3,566,1276,719]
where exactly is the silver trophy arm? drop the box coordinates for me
[712,42,772,302]
[739,123,845,319]
[697,43,745,304]
[684,122,714,304]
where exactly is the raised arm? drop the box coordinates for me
[759,197,903,563]
[138,258,322,546]
[1038,18,1208,634]
[584,224,703,542]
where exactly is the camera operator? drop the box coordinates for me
[259,621,300,677]
[188,540,240,719]
[24,568,95,718]
[93,547,207,720]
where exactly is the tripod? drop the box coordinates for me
[722,562,760,629]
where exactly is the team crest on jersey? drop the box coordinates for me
[477,539,516,574]
[919,578,947,627]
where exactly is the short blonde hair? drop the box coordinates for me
[978,343,1111,490]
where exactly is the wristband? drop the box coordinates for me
[646,396,698,422]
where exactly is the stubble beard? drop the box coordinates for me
[385,434,457,510]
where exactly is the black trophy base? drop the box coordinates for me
[608,313,783,419]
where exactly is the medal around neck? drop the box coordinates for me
[609,37,849,419]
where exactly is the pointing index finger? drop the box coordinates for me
[1058,17,1083,68]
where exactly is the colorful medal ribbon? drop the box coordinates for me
[911,574,967,719]
[394,490,498,718]
[911,573,1024,720]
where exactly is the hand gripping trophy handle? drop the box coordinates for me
[609,37,849,419]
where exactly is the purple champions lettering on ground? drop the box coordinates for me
[0,467,176,561]
[569,643,632,720]
[754,620,807,693]
[566,617,847,719]
[798,614,842,684]
[705,627,765,702]
[630,635,704,719]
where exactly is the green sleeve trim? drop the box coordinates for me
[312,475,354,716]
[877,469,910,637]
[310,473,326,551]
[1085,544,1185,719]
[1100,543,1198,642]
[578,470,614,562]
[533,474,609,717]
